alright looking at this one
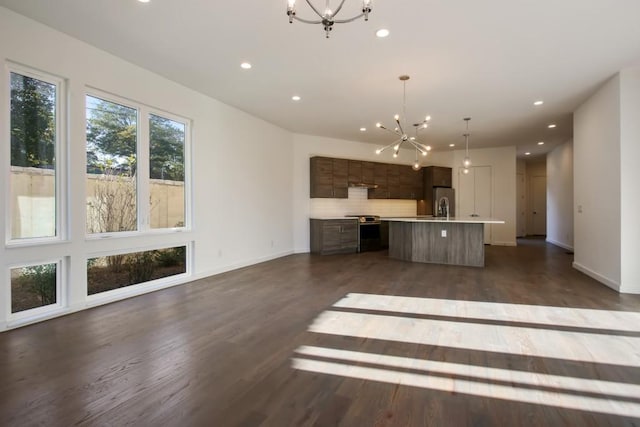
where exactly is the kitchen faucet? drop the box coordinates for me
[437,196,450,219]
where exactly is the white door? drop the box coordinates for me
[531,175,547,235]
[516,173,526,237]
[457,166,492,244]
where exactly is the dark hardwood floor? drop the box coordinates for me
[1,239,640,426]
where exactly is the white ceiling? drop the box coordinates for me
[2,0,640,158]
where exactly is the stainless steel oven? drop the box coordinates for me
[347,215,382,252]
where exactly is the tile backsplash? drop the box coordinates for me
[310,187,417,217]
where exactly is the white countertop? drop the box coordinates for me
[310,217,360,221]
[382,216,505,224]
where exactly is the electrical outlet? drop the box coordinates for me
[577,205,583,213]
[441,230,447,237]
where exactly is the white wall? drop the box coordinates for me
[292,133,453,252]
[619,68,640,293]
[0,7,294,330]
[573,75,621,290]
[546,140,574,250]
[452,146,517,246]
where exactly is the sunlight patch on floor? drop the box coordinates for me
[334,293,640,333]
[293,293,640,418]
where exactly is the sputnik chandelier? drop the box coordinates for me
[375,75,431,170]
[287,0,372,38]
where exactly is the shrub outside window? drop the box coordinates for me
[11,262,59,313]
[87,246,187,295]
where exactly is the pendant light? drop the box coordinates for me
[462,117,471,175]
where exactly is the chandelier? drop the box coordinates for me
[375,75,431,170]
[462,117,472,174]
[287,0,372,38]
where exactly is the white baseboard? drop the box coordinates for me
[546,238,574,251]
[193,250,294,281]
[572,261,620,292]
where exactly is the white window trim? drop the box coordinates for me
[85,242,191,305]
[5,62,67,247]
[147,107,192,231]
[84,88,192,238]
[6,258,65,325]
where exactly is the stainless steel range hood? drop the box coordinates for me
[349,182,379,189]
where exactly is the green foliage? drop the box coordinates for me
[10,73,56,168]
[126,251,156,284]
[149,114,185,181]
[23,264,56,306]
[86,96,137,174]
[155,246,186,267]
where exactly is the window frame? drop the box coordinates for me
[84,88,191,239]
[7,258,65,323]
[146,107,191,232]
[5,63,67,247]
[85,243,191,305]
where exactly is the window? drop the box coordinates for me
[11,262,59,313]
[9,69,62,241]
[87,246,187,295]
[85,93,190,235]
[86,95,138,234]
[149,114,186,229]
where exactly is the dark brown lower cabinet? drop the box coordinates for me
[310,219,358,255]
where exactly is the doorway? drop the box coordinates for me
[531,175,547,236]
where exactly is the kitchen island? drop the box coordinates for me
[383,217,505,267]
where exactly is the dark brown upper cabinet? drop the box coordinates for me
[310,156,425,200]
[348,160,376,187]
[368,162,389,199]
[425,166,453,188]
[310,157,349,198]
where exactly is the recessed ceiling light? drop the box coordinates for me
[138,0,150,3]
[240,62,252,69]
[360,127,366,132]
[525,152,531,156]
[292,95,301,101]
[376,29,390,38]
[538,141,545,145]
[449,144,455,147]
[548,124,556,128]
[533,100,544,106]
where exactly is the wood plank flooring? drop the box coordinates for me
[1,238,640,426]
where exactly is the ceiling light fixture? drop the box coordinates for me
[240,62,252,69]
[292,95,301,101]
[376,28,390,38]
[449,144,455,147]
[374,75,431,171]
[138,0,150,3]
[538,141,545,145]
[360,127,366,131]
[287,0,372,38]
[533,100,544,106]
[462,117,472,175]
[525,152,531,156]
[548,123,556,128]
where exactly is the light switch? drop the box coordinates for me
[441,229,447,237]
